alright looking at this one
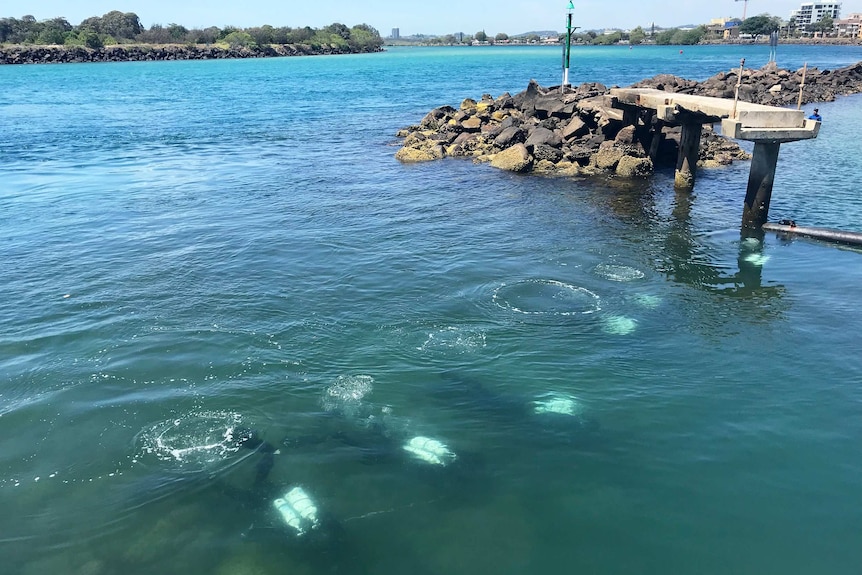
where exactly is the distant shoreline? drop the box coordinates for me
[0,43,383,65]
[385,38,862,48]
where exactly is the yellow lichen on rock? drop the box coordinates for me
[615,155,654,177]
[490,143,532,172]
[395,146,438,162]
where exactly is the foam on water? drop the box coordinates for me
[493,280,601,316]
[418,326,487,354]
[135,411,246,469]
[322,374,375,418]
[594,264,645,282]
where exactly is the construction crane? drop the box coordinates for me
[735,0,750,21]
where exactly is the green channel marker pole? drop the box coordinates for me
[562,1,574,93]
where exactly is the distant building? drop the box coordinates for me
[706,17,743,40]
[790,3,841,27]
[834,12,862,36]
[391,28,400,40]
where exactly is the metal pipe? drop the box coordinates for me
[763,222,862,247]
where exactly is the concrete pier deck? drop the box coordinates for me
[609,88,821,142]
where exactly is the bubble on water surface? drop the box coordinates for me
[418,326,486,354]
[135,411,246,469]
[322,375,374,415]
[594,264,645,282]
[493,280,601,316]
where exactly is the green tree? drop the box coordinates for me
[348,24,382,50]
[1,15,41,44]
[167,23,188,41]
[34,17,71,45]
[655,29,675,44]
[187,26,220,44]
[740,14,780,37]
[629,26,646,45]
[78,29,103,48]
[813,16,834,34]
[137,24,172,43]
[654,26,706,45]
[475,30,487,42]
[222,30,255,47]
[593,32,621,45]
[100,11,142,40]
[495,32,509,41]
[36,27,65,45]
[248,25,274,46]
[324,22,351,40]
[79,16,102,33]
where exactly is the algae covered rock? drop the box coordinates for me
[615,155,654,178]
[490,143,533,172]
[395,146,440,162]
[594,147,625,170]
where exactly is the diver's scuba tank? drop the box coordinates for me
[273,486,320,536]
[402,436,457,466]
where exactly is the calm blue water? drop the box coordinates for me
[1,45,861,575]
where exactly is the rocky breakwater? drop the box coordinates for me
[633,61,862,107]
[395,80,748,178]
[0,43,382,65]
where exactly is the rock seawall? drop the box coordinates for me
[395,80,748,178]
[0,43,383,65]
[395,62,862,178]
[634,61,862,107]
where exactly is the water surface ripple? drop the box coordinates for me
[1,45,861,575]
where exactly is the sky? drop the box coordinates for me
[5,1,836,35]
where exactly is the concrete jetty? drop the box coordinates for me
[609,88,820,229]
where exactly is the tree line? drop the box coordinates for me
[0,11,383,50]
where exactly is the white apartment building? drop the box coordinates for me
[790,3,842,26]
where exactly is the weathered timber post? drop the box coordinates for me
[648,112,663,162]
[674,122,702,190]
[622,106,638,127]
[741,141,781,229]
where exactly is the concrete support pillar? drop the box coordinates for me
[674,122,702,190]
[742,141,781,229]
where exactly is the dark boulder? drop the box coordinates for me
[533,144,563,163]
[494,126,527,148]
[524,126,562,149]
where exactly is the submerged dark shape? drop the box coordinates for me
[435,370,601,440]
[235,426,278,486]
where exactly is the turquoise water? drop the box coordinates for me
[1,45,861,574]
